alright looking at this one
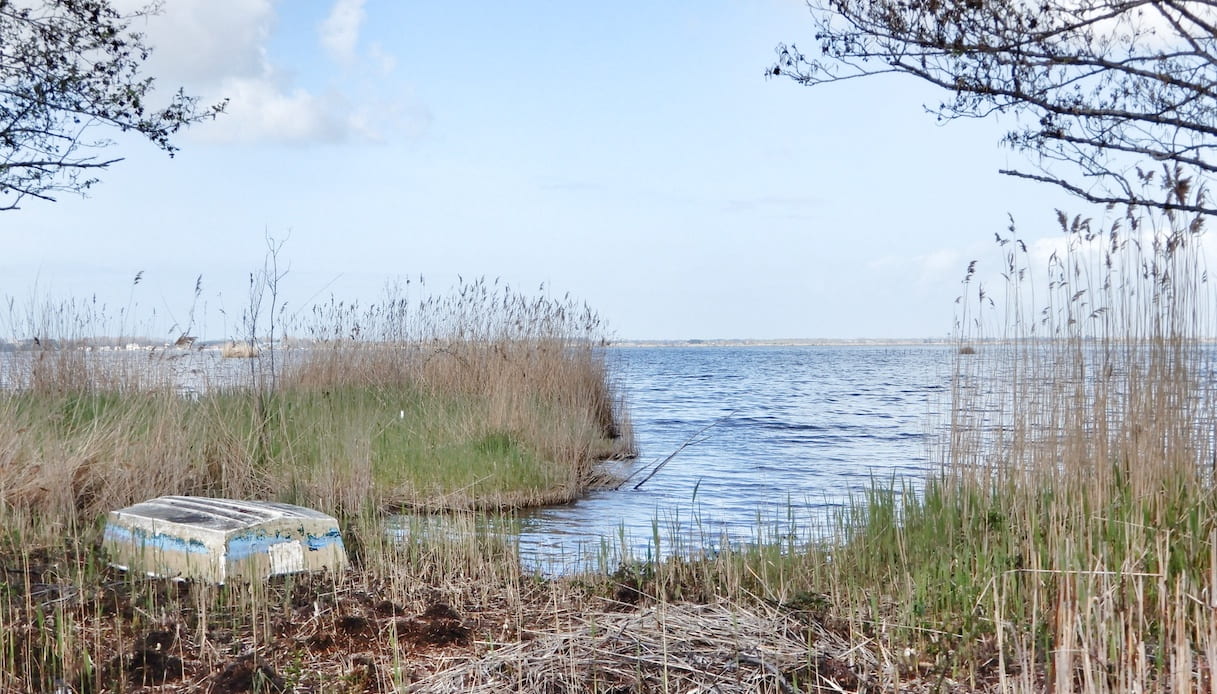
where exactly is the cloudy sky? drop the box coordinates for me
[4,0,1090,341]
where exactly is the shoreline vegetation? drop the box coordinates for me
[0,279,636,528]
[4,189,1217,691]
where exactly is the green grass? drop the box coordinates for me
[0,377,622,536]
[0,278,634,542]
[282,385,569,506]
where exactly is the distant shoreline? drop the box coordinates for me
[609,337,951,348]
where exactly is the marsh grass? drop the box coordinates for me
[0,276,645,691]
[757,174,1217,690]
[219,341,258,358]
[0,277,633,541]
[582,174,1217,692]
[277,278,633,511]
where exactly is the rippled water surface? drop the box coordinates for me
[514,345,955,572]
[2,343,957,572]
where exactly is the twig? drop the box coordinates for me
[736,653,798,694]
[622,411,735,491]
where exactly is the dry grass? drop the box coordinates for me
[10,183,1217,692]
[784,172,1217,691]
[0,388,268,539]
[0,507,904,694]
[220,341,259,358]
[408,600,839,693]
[0,278,634,543]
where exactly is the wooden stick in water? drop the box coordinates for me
[626,411,735,491]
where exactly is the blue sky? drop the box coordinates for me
[3,0,1084,341]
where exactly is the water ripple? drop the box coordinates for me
[514,344,955,572]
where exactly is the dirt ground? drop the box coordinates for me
[1,549,989,693]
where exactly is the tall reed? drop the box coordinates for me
[278,278,633,511]
[598,171,1217,691]
[0,277,633,542]
[814,170,1217,690]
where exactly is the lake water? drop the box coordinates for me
[1,342,957,573]
[512,344,955,573]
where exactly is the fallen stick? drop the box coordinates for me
[622,411,735,491]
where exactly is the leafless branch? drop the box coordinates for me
[772,0,1217,212]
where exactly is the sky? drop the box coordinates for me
[2,0,1094,341]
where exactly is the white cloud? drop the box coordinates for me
[116,0,411,146]
[366,42,398,76]
[319,0,367,66]
[196,77,352,145]
[120,0,275,85]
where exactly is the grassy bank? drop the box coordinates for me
[0,279,633,541]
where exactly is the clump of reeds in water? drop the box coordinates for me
[220,340,259,358]
[811,170,1217,691]
[267,278,636,514]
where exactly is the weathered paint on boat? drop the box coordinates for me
[102,496,347,583]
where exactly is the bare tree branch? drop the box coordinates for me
[771,0,1217,213]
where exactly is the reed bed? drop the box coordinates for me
[277,278,633,512]
[220,341,259,358]
[770,175,1217,691]
[0,278,634,544]
[0,275,648,692]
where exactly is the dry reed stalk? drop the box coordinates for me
[923,173,1217,691]
[408,600,857,693]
